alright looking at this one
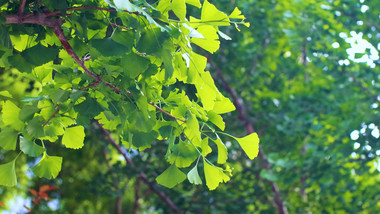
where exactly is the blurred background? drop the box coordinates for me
[1,0,379,213]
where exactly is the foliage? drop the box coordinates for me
[1,0,380,213]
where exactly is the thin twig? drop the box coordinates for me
[42,104,62,127]
[149,102,186,123]
[79,80,101,91]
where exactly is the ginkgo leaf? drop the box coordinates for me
[185,0,201,8]
[156,165,186,188]
[233,133,260,160]
[207,110,225,131]
[20,136,45,157]
[195,71,217,111]
[184,113,202,148]
[203,160,230,190]
[213,138,228,164]
[191,25,220,53]
[32,153,62,179]
[62,126,85,149]
[167,139,198,168]
[0,158,17,187]
[171,0,186,21]
[229,7,245,19]
[201,0,230,26]
[26,116,45,138]
[0,127,18,150]
[213,91,236,114]
[187,165,202,185]
[2,100,24,131]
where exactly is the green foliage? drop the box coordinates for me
[0,0,254,193]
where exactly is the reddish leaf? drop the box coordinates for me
[29,189,38,196]
[0,202,4,206]
[39,185,58,193]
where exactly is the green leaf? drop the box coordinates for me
[32,153,62,179]
[89,39,129,57]
[158,47,175,80]
[201,0,230,26]
[2,100,24,131]
[26,116,45,138]
[185,0,201,8]
[0,158,17,187]
[0,25,12,48]
[183,113,202,148]
[233,133,260,160]
[62,126,85,149]
[167,139,199,168]
[212,138,228,164]
[207,110,225,131]
[187,165,202,185]
[156,165,186,188]
[191,25,220,53]
[121,53,150,79]
[212,91,236,114]
[19,105,40,122]
[21,44,59,66]
[0,91,12,99]
[171,0,186,21]
[74,97,104,125]
[20,136,45,157]
[0,127,18,150]
[195,71,217,111]
[131,130,158,149]
[203,160,230,190]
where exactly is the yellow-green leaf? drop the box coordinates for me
[213,138,228,164]
[32,153,62,179]
[62,126,85,149]
[229,7,245,19]
[0,158,17,187]
[201,0,230,26]
[2,101,24,131]
[203,160,230,190]
[0,127,18,150]
[156,165,186,188]
[212,91,236,114]
[185,0,201,8]
[233,133,260,159]
[171,0,186,21]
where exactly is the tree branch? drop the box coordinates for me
[18,0,27,15]
[208,57,288,214]
[96,121,182,214]
[149,102,186,123]
[42,104,62,127]
[133,179,141,214]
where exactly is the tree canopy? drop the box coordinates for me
[0,0,379,213]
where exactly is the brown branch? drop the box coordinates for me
[149,102,186,123]
[138,173,182,214]
[79,80,101,91]
[133,179,141,214]
[96,121,181,214]
[42,104,62,127]
[208,58,288,214]
[18,0,27,15]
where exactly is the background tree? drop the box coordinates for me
[1,0,379,213]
